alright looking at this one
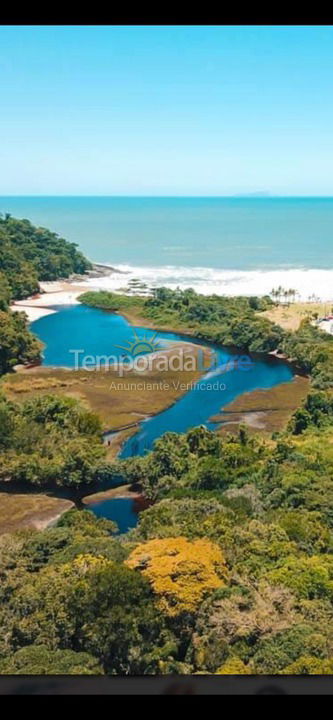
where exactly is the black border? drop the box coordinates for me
[1,674,333,695]
[0,10,333,25]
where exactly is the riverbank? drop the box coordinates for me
[0,491,74,535]
[9,265,132,322]
[212,374,310,436]
[10,281,95,322]
[11,276,329,339]
[82,483,141,506]
[3,339,212,456]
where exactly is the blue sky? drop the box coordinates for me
[1,25,333,195]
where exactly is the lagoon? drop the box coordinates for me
[31,304,294,531]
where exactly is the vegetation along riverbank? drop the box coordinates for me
[2,216,333,675]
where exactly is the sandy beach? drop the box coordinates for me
[10,279,100,322]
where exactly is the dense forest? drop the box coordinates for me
[0,215,91,374]
[2,416,333,675]
[0,394,114,489]
[81,287,333,388]
[0,213,91,300]
[1,226,333,674]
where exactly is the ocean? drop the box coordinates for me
[1,196,333,300]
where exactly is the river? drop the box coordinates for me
[31,304,293,532]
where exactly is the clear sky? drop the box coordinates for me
[1,25,333,195]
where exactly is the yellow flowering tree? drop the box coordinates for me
[216,658,252,675]
[125,536,227,616]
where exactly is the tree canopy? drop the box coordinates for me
[0,214,91,376]
[0,213,91,300]
[2,223,333,675]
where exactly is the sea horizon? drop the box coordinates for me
[3,194,333,198]
[2,195,333,301]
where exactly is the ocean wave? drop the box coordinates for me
[78,264,333,301]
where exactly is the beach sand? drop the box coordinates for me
[259,301,333,332]
[10,279,99,322]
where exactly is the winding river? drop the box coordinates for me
[31,304,293,531]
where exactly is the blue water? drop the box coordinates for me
[119,343,292,458]
[87,497,138,535]
[31,305,293,448]
[32,304,176,367]
[31,304,293,528]
[2,195,333,270]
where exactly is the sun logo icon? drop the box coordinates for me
[115,330,161,357]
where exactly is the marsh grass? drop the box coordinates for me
[2,343,211,432]
[214,375,310,436]
[0,492,74,534]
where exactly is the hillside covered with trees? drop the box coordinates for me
[0,213,91,300]
[0,214,92,374]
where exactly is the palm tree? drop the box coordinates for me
[277,285,285,304]
[282,289,287,305]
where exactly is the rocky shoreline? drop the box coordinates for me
[69,262,128,282]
